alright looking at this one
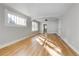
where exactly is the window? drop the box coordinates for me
[8,13,17,24]
[5,9,27,26]
[8,13,26,26]
[32,21,38,31]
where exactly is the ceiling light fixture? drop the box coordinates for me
[45,19,48,21]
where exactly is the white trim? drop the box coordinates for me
[0,36,27,49]
[5,8,27,27]
[57,33,79,54]
[0,33,38,49]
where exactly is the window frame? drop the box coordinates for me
[32,21,38,32]
[5,9,27,27]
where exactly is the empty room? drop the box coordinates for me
[0,3,79,56]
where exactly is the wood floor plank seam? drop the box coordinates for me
[0,33,78,56]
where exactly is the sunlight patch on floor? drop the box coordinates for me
[35,38,43,45]
[44,45,62,56]
[46,41,62,53]
[38,36,45,41]
[35,36,62,56]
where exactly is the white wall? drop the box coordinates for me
[0,4,32,47]
[58,4,79,52]
[47,21,58,33]
[40,20,58,33]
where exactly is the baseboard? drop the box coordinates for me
[57,33,79,54]
[0,32,39,49]
[0,36,27,49]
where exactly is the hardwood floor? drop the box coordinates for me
[39,33,78,56]
[0,33,78,56]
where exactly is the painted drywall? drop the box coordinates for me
[58,4,79,52]
[4,3,72,18]
[40,20,58,33]
[0,4,32,47]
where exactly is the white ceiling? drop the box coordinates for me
[3,3,73,22]
[33,17,58,23]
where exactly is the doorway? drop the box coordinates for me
[43,24,47,34]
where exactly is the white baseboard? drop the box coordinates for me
[0,33,38,49]
[57,33,79,54]
[0,36,27,49]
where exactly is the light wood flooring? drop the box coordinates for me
[0,33,78,56]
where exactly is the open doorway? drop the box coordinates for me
[43,24,47,34]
